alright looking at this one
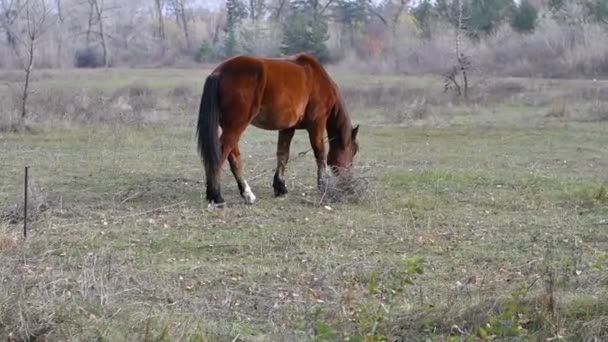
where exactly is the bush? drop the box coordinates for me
[74,47,104,68]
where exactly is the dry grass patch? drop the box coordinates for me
[110,83,156,115]
[0,82,200,128]
[389,294,608,341]
[0,231,17,251]
[546,101,608,122]
[1,186,50,226]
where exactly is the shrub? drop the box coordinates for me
[74,47,104,68]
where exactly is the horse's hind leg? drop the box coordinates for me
[273,128,295,196]
[228,145,256,204]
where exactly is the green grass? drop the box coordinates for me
[1,68,608,341]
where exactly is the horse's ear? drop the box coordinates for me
[352,124,359,139]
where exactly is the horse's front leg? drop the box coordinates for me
[307,127,327,189]
[273,128,295,196]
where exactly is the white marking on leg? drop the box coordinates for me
[243,181,256,204]
[207,201,226,210]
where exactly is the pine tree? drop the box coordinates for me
[223,0,247,57]
[586,0,608,24]
[436,0,515,39]
[510,0,538,33]
[333,0,369,47]
[412,0,435,39]
[280,0,330,62]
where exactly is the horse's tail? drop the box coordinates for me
[196,74,221,180]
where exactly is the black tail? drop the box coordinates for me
[196,74,221,187]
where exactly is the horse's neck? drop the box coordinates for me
[328,102,352,147]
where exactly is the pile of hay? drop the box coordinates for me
[318,166,372,204]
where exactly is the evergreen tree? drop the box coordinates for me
[223,0,247,57]
[467,0,515,37]
[280,0,330,62]
[412,0,435,39]
[247,0,266,21]
[548,0,564,12]
[586,0,608,24]
[510,0,538,33]
[436,0,515,39]
[332,0,369,47]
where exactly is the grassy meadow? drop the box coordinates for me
[1,67,608,341]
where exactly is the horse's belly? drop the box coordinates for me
[251,109,302,130]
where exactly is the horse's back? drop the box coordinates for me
[212,53,337,130]
[215,53,329,83]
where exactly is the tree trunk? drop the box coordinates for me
[92,0,108,66]
[87,0,108,66]
[86,1,94,46]
[21,41,34,119]
[154,0,166,40]
[392,0,406,33]
[178,1,190,50]
[55,0,64,67]
[212,19,221,45]
[273,0,287,21]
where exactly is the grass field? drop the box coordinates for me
[1,67,608,341]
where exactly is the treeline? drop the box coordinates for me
[1,0,608,77]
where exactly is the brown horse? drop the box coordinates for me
[196,52,359,207]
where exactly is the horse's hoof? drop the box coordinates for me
[241,183,257,204]
[243,191,256,204]
[207,201,226,209]
[273,184,289,197]
[274,190,288,197]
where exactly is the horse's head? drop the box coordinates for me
[328,124,359,171]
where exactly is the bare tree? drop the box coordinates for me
[153,0,165,40]
[443,0,470,99]
[168,0,191,50]
[85,0,93,45]
[247,0,265,21]
[0,0,21,49]
[7,0,52,126]
[271,0,287,21]
[85,0,108,66]
[391,0,408,32]
[54,0,67,67]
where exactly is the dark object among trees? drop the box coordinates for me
[75,47,104,68]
